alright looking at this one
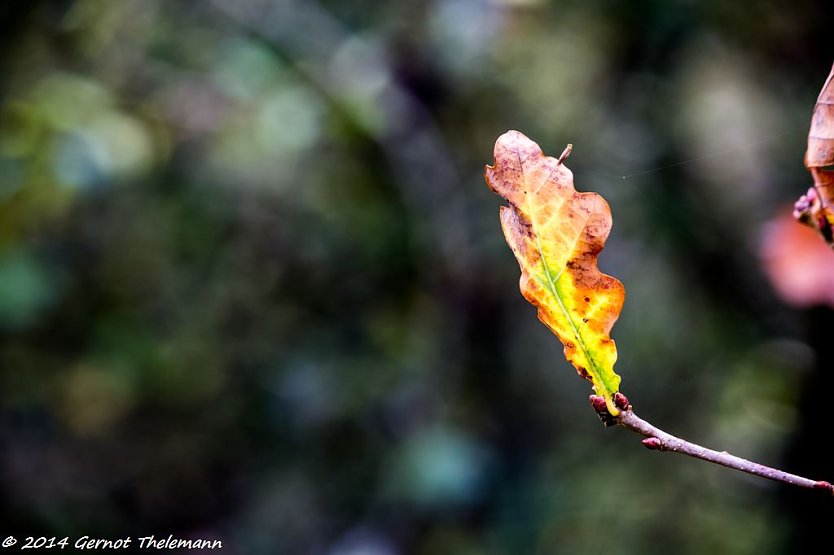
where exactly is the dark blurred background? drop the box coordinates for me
[2,1,834,553]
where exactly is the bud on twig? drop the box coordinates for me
[793,186,818,225]
[814,481,834,494]
[589,394,607,413]
[589,395,616,427]
[614,392,630,411]
[642,437,663,451]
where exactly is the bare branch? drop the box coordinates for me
[590,395,834,495]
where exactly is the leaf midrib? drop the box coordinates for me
[521,160,606,397]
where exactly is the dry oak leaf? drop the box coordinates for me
[797,62,834,244]
[806,62,834,180]
[485,131,625,415]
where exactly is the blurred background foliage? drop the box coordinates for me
[1,0,834,553]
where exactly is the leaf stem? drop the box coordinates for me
[614,407,834,495]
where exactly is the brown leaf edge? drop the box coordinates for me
[796,62,834,246]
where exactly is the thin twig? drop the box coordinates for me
[591,395,834,495]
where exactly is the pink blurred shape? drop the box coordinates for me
[760,209,834,308]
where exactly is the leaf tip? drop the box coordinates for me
[558,144,573,164]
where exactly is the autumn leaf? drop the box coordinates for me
[806,63,834,181]
[796,62,834,245]
[485,131,625,415]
